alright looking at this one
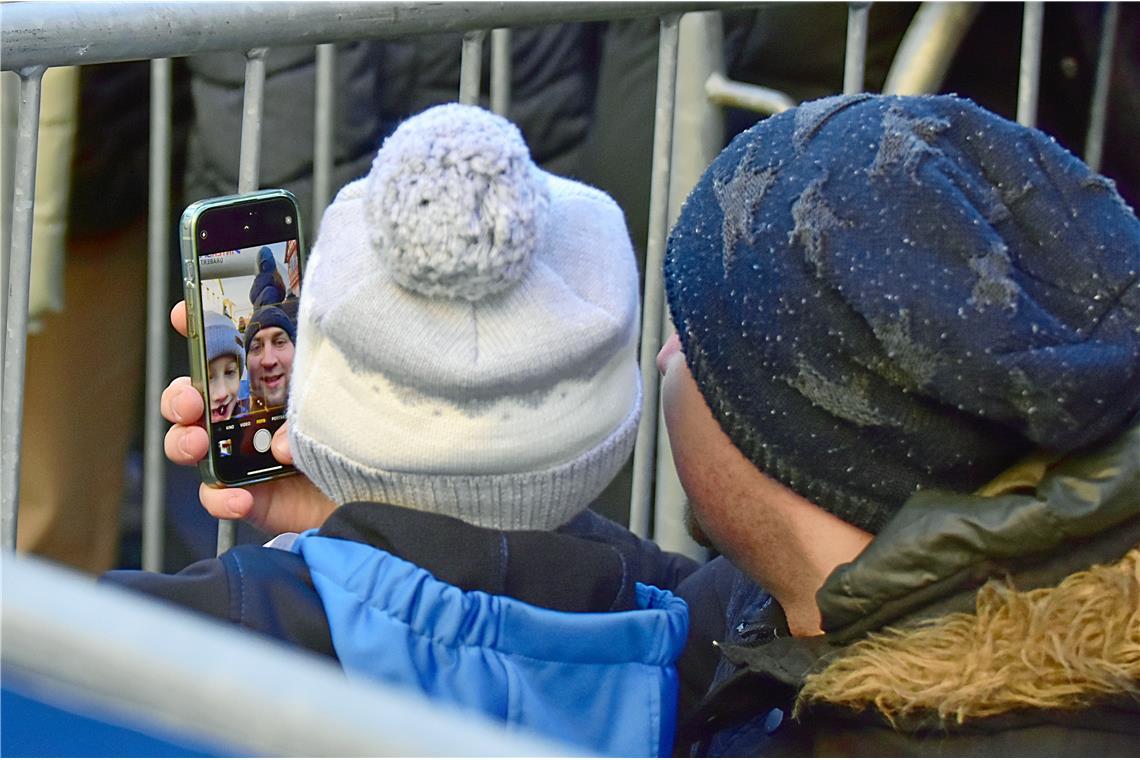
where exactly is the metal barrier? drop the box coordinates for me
[0,0,1127,752]
[0,1,1126,562]
[1,1,748,560]
[2,552,575,755]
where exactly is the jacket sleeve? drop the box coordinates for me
[102,547,335,659]
[102,556,235,621]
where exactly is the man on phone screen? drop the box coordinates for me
[244,304,295,412]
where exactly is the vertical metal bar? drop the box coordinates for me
[459,30,486,106]
[844,2,871,95]
[651,10,722,560]
[218,48,268,556]
[2,66,45,552]
[237,48,268,195]
[882,2,981,96]
[313,43,335,233]
[1017,1,1044,127]
[2,74,18,350]
[142,59,172,572]
[490,29,511,116]
[629,14,681,539]
[1084,2,1119,172]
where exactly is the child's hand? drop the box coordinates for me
[161,301,334,534]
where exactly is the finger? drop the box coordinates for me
[271,423,294,465]
[160,377,198,424]
[171,301,188,337]
[200,482,254,521]
[165,424,209,465]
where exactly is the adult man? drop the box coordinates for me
[243,304,295,412]
[159,94,1139,754]
[661,94,1140,754]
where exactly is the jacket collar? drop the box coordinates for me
[317,502,642,613]
[682,422,1140,746]
[818,420,1140,643]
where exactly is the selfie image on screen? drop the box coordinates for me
[199,240,301,449]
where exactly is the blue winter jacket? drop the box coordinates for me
[105,503,697,756]
[295,531,687,756]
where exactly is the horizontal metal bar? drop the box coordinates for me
[3,554,576,756]
[705,71,796,115]
[1,2,764,71]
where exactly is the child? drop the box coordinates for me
[203,310,247,422]
[107,105,694,756]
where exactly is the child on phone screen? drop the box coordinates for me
[204,310,248,422]
[106,104,695,756]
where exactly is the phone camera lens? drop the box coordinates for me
[199,230,208,239]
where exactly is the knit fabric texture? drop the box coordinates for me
[204,310,244,369]
[664,94,1140,534]
[290,104,642,531]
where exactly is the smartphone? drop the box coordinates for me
[180,189,306,487]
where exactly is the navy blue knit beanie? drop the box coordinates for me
[244,304,296,350]
[664,94,1140,534]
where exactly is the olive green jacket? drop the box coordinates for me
[681,421,1140,756]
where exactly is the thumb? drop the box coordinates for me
[271,422,294,465]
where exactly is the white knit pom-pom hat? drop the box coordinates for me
[288,104,642,530]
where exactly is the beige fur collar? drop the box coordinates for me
[797,548,1140,724]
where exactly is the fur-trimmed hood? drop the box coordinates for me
[801,419,1140,723]
[682,421,1140,757]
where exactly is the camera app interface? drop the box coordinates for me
[199,239,301,477]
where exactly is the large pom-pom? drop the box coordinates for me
[366,104,549,301]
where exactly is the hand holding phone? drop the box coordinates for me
[180,190,306,487]
[161,301,335,534]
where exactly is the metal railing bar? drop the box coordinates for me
[3,554,577,756]
[629,13,681,539]
[844,2,870,95]
[313,43,336,233]
[460,30,486,105]
[1017,1,1044,127]
[1,76,14,351]
[1084,2,1119,172]
[490,28,512,116]
[217,47,269,556]
[2,3,757,72]
[705,71,796,115]
[142,58,172,573]
[1,66,46,552]
[236,49,268,196]
[882,2,980,96]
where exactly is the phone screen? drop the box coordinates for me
[191,194,304,484]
